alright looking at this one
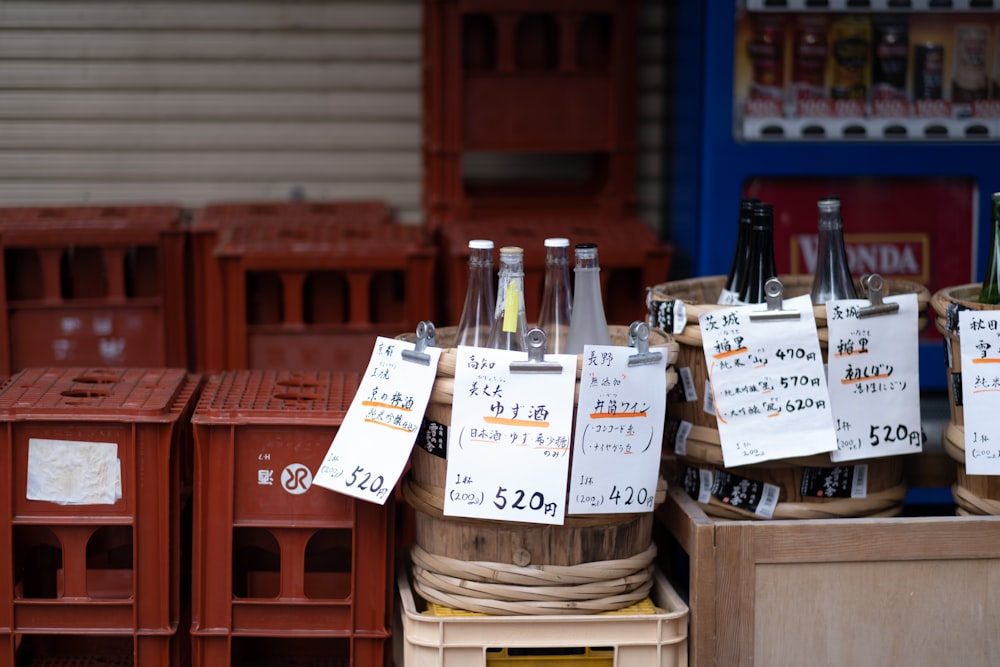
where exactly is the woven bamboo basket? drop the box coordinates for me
[399,324,679,614]
[649,274,929,519]
[932,283,1000,516]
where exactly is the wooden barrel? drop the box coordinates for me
[650,274,928,519]
[399,324,678,613]
[932,284,1000,516]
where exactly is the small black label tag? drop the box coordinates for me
[417,418,448,459]
[800,465,859,498]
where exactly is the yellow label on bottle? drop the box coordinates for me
[503,281,519,333]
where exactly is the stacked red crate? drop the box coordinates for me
[199,220,434,374]
[190,370,394,666]
[0,367,201,667]
[0,205,187,376]
[422,0,641,226]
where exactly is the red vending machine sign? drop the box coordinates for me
[745,177,975,338]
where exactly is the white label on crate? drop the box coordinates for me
[702,379,715,416]
[674,420,693,456]
[568,344,666,515]
[679,366,698,402]
[698,469,713,504]
[851,464,869,499]
[313,336,441,505]
[826,294,922,463]
[756,482,780,519]
[959,309,1000,475]
[92,315,113,336]
[26,438,122,505]
[446,346,576,525]
[698,295,836,466]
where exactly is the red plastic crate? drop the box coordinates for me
[191,634,391,667]
[0,367,201,638]
[190,370,394,640]
[0,632,180,667]
[189,201,396,374]
[0,205,188,377]
[202,221,435,374]
[438,217,672,326]
[423,0,640,226]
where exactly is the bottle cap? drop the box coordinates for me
[818,196,841,210]
[468,239,494,249]
[544,237,570,247]
[499,246,523,255]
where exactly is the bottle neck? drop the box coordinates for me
[469,247,492,270]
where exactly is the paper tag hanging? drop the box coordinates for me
[445,346,576,525]
[567,343,667,515]
[958,309,1000,475]
[825,293,922,462]
[314,336,441,504]
[698,293,837,466]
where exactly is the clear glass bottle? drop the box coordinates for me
[454,239,496,347]
[537,237,573,353]
[565,243,612,354]
[718,197,759,305]
[738,202,778,305]
[487,246,529,351]
[810,196,858,305]
[979,192,1000,304]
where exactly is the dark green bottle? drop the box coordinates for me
[980,192,1000,305]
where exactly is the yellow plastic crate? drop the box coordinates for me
[398,556,689,667]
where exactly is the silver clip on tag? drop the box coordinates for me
[627,321,663,367]
[858,274,899,318]
[401,320,436,365]
[509,328,565,374]
[748,277,801,322]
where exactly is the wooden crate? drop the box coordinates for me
[656,486,1000,666]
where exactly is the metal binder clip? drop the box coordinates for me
[858,274,899,318]
[748,278,801,321]
[401,320,436,365]
[509,328,565,374]
[627,321,664,367]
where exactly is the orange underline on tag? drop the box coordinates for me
[840,374,891,384]
[534,446,570,451]
[484,416,550,428]
[768,413,780,418]
[471,438,496,444]
[588,412,647,419]
[362,400,412,411]
[973,389,1000,394]
[712,347,748,360]
[972,358,1000,364]
[833,350,869,358]
[363,419,412,432]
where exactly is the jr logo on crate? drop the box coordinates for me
[281,463,313,495]
[255,456,314,495]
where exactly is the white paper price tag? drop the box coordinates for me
[567,344,667,515]
[698,295,837,466]
[826,294,922,462]
[314,337,441,504]
[445,347,576,525]
[959,309,1000,475]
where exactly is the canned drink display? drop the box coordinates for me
[792,13,830,103]
[871,15,909,102]
[914,42,945,101]
[747,13,787,102]
[951,23,989,103]
[829,14,871,100]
